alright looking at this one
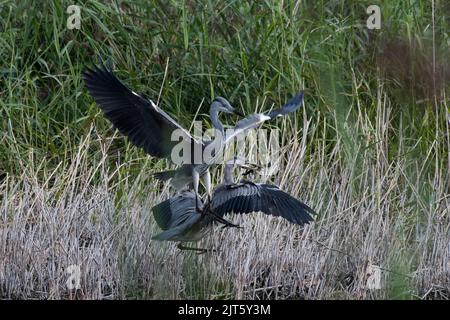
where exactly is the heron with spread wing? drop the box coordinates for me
[83,64,304,212]
[83,65,242,209]
[150,91,304,201]
[151,159,316,252]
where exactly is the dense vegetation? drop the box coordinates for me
[0,0,448,299]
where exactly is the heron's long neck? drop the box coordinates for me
[210,103,224,135]
[205,102,225,165]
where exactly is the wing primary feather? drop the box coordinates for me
[267,91,304,119]
[83,64,202,159]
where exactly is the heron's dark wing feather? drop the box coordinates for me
[211,182,315,226]
[212,182,261,215]
[261,184,316,214]
[267,91,304,118]
[224,91,304,145]
[83,65,201,158]
[212,183,259,213]
[261,184,316,224]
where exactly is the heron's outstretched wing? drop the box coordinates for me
[210,181,315,226]
[224,91,304,144]
[83,65,202,158]
[224,114,271,144]
[267,91,304,118]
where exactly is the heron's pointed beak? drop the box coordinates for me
[233,109,245,117]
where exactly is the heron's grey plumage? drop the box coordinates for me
[210,181,315,226]
[152,91,305,189]
[224,91,304,144]
[83,64,312,246]
[83,64,242,200]
[267,91,304,118]
[151,191,211,241]
[82,65,202,158]
[151,162,316,244]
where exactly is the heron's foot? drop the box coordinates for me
[204,207,241,228]
[221,221,242,229]
[198,204,207,216]
[199,199,211,215]
[177,243,217,254]
[241,162,262,176]
[195,248,218,255]
[197,200,241,228]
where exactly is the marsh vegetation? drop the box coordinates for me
[0,0,448,299]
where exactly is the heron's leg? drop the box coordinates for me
[199,196,240,228]
[202,169,212,199]
[195,172,239,228]
[241,162,262,177]
[192,169,201,211]
[204,207,241,229]
[177,243,216,254]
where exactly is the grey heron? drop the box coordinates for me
[83,64,304,211]
[83,64,243,209]
[153,92,305,195]
[151,160,316,252]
